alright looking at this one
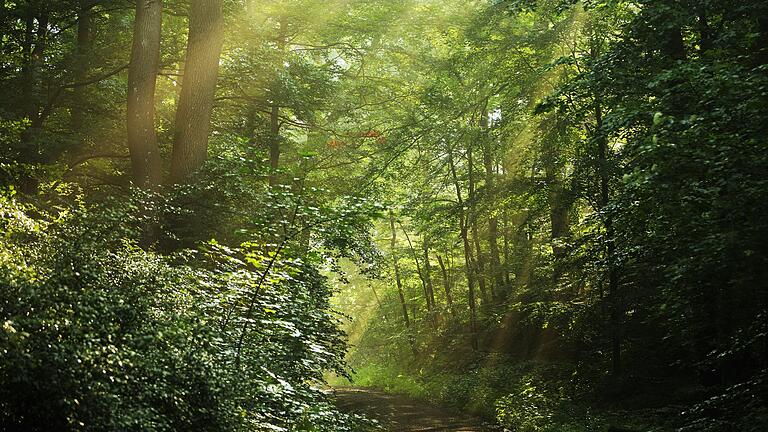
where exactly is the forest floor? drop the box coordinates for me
[333,387,494,431]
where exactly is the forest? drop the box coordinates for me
[0,0,766,431]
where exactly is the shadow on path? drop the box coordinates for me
[334,387,492,431]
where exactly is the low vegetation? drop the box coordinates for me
[1,0,767,430]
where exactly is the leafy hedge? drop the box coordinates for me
[0,192,370,431]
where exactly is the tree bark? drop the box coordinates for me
[169,0,225,183]
[595,96,621,376]
[390,211,417,355]
[511,211,533,293]
[467,144,488,305]
[19,6,48,154]
[543,115,571,284]
[400,223,435,325]
[71,0,93,148]
[448,145,479,350]
[503,210,511,287]
[16,5,48,193]
[422,239,437,313]
[437,254,455,316]
[127,0,163,189]
[267,18,286,186]
[268,104,281,186]
[481,122,503,301]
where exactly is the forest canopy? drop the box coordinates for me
[1,0,767,431]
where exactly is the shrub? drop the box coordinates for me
[0,192,366,431]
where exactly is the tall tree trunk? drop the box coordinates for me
[512,213,533,292]
[422,239,436,313]
[595,97,621,376]
[127,0,163,189]
[17,5,48,193]
[462,223,479,350]
[267,18,286,186]
[400,223,434,325]
[467,145,488,305]
[437,254,455,317]
[448,145,479,350]
[71,0,93,149]
[21,8,48,148]
[503,210,511,287]
[390,211,416,355]
[369,283,386,321]
[21,7,34,107]
[543,115,571,285]
[481,128,503,301]
[268,104,281,186]
[169,0,225,183]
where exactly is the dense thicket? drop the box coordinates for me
[331,0,768,430]
[0,0,384,430]
[1,0,767,431]
[0,191,368,431]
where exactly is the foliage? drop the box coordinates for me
[1,0,767,430]
[329,0,768,431]
[0,192,370,431]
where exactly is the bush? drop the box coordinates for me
[0,192,367,431]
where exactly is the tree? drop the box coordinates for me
[126,0,163,189]
[169,0,225,184]
[389,210,416,355]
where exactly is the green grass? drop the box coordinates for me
[329,363,431,399]
[331,360,675,432]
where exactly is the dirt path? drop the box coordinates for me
[333,387,492,431]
